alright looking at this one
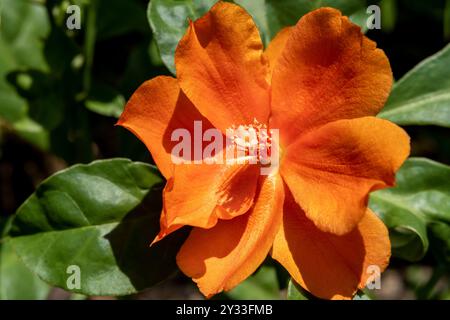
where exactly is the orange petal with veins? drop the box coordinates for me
[175,1,270,133]
[264,27,293,79]
[155,159,261,242]
[281,117,409,235]
[177,174,284,297]
[117,76,213,179]
[271,8,393,146]
[272,188,390,299]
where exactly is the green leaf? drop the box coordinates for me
[147,0,216,74]
[8,70,65,131]
[380,0,397,33]
[287,279,372,300]
[353,290,372,300]
[369,158,450,261]
[237,0,369,44]
[287,279,315,300]
[428,222,450,266]
[85,82,125,118]
[9,159,188,296]
[0,0,51,148]
[148,0,369,74]
[0,217,51,300]
[11,118,50,150]
[0,240,51,300]
[226,266,280,300]
[379,44,450,127]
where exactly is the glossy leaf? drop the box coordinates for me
[147,0,216,74]
[0,241,51,300]
[226,266,280,300]
[9,159,188,296]
[370,158,450,261]
[380,44,450,127]
[0,217,50,300]
[147,0,368,74]
[237,0,368,44]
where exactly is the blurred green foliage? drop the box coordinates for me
[0,0,449,300]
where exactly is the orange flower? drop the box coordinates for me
[117,2,410,299]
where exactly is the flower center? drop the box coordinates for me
[228,119,273,165]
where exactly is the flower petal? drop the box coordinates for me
[280,117,410,235]
[175,1,270,132]
[272,189,391,300]
[271,8,393,146]
[157,160,261,242]
[117,76,213,179]
[264,27,293,77]
[151,179,182,245]
[176,174,284,297]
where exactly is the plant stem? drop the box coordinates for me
[83,0,97,96]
